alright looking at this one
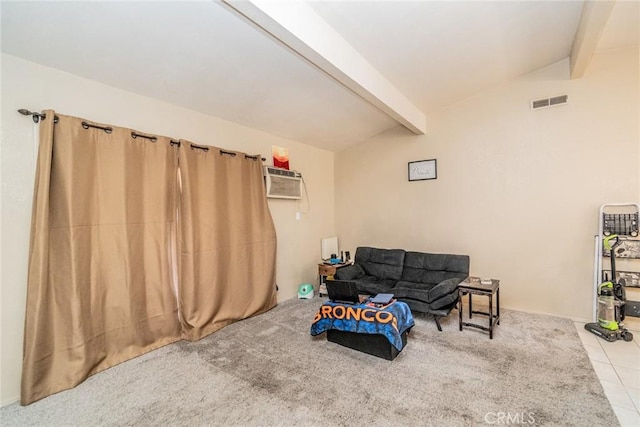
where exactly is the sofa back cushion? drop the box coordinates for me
[355,247,406,281]
[334,263,365,281]
[401,251,469,285]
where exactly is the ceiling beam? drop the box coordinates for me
[221,0,427,135]
[570,0,616,79]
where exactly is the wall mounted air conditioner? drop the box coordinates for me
[264,166,302,199]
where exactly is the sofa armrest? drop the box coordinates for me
[428,277,463,302]
[334,264,365,280]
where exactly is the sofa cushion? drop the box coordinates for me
[355,247,405,281]
[334,264,365,281]
[393,277,461,303]
[401,252,469,285]
[353,276,396,295]
[429,291,459,310]
[393,282,436,303]
[394,285,460,310]
[428,277,463,302]
[392,284,432,302]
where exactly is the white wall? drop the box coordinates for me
[0,54,335,405]
[336,47,639,321]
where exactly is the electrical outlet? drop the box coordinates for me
[296,212,301,220]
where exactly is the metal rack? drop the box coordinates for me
[592,203,640,321]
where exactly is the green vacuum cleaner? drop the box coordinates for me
[585,235,634,342]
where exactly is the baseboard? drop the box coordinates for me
[1,395,19,408]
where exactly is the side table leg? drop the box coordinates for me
[459,292,463,331]
[468,292,473,319]
[489,293,493,339]
[497,287,500,325]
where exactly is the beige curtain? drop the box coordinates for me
[21,112,182,405]
[178,142,277,341]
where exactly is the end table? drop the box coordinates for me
[458,276,500,339]
[318,262,351,296]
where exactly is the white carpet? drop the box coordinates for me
[1,298,619,426]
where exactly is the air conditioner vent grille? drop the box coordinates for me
[269,177,301,198]
[264,166,302,199]
[266,166,298,178]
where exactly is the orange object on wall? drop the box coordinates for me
[272,145,289,170]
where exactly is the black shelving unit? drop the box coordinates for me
[594,204,640,320]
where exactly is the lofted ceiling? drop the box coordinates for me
[1,1,638,152]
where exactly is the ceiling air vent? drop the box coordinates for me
[531,95,568,110]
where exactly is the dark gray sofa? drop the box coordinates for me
[334,246,469,330]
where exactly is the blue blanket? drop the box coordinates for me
[310,301,415,350]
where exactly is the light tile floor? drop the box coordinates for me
[574,321,640,426]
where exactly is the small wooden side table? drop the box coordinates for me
[318,263,350,296]
[458,276,500,339]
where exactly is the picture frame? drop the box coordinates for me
[408,159,437,181]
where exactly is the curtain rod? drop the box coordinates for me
[18,108,266,161]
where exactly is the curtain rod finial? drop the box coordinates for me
[18,108,42,123]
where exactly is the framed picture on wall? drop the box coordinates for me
[408,159,437,181]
